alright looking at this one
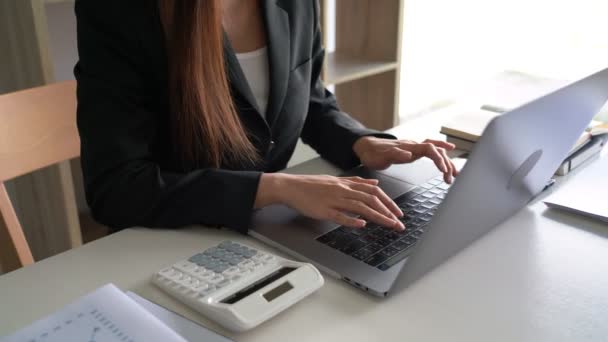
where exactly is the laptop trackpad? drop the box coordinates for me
[378,159,443,186]
[340,167,417,199]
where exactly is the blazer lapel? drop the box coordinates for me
[262,0,290,127]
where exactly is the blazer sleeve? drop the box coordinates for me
[300,0,396,170]
[74,1,260,232]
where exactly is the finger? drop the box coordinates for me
[423,139,456,151]
[338,200,404,230]
[437,147,453,184]
[397,141,424,162]
[327,210,367,228]
[346,188,399,220]
[387,147,414,164]
[342,176,379,185]
[409,143,448,173]
[350,183,403,217]
[450,159,459,177]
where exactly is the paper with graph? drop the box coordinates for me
[1,284,186,342]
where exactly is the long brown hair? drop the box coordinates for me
[158,0,259,168]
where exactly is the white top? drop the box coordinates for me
[235,46,270,117]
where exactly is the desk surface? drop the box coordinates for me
[2,107,608,342]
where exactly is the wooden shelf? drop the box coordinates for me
[320,0,404,129]
[323,52,398,85]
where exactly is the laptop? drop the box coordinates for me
[250,67,608,297]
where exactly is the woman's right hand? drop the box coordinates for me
[255,173,405,230]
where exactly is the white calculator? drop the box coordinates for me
[152,240,324,332]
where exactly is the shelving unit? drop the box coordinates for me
[321,0,404,130]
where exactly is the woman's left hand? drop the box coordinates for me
[353,136,459,183]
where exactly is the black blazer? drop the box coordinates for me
[74,0,392,232]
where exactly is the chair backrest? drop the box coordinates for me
[0,81,80,271]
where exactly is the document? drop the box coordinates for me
[545,155,608,222]
[126,291,233,342]
[1,284,186,342]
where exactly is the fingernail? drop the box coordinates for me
[396,220,405,230]
[398,209,404,217]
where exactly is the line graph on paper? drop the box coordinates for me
[2,284,186,342]
[23,308,135,342]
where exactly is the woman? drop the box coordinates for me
[74,0,457,234]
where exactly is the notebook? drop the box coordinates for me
[1,284,235,342]
[545,155,608,223]
[1,284,186,342]
[126,291,233,342]
[442,109,608,156]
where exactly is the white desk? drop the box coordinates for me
[2,108,608,341]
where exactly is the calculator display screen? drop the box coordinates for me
[263,282,293,302]
[221,267,296,304]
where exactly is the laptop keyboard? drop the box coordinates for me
[316,176,451,271]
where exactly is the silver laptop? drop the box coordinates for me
[251,67,608,297]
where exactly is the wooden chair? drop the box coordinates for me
[0,81,80,271]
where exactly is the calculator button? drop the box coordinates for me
[216,278,231,288]
[253,253,266,261]
[208,275,224,284]
[226,244,241,253]
[237,267,252,275]
[203,247,219,256]
[242,249,257,258]
[214,263,230,273]
[227,257,242,266]
[219,241,233,249]
[239,260,255,268]
[159,267,173,276]
[188,253,205,263]
[261,254,275,262]
[176,261,196,271]
[223,267,239,276]
[194,283,209,292]
[194,258,210,267]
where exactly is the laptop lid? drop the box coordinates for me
[393,67,608,292]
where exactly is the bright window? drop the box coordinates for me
[399,0,608,120]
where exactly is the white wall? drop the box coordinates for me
[45,2,78,82]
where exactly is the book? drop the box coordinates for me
[1,284,187,342]
[1,284,234,342]
[125,292,233,342]
[446,135,475,152]
[439,108,501,143]
[441,110,607,155]
[555,135,608,176]
[545,154,608,223]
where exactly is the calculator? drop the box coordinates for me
[152,240,324,332]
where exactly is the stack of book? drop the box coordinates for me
[440,107,608,176]
[439,71,608,176]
